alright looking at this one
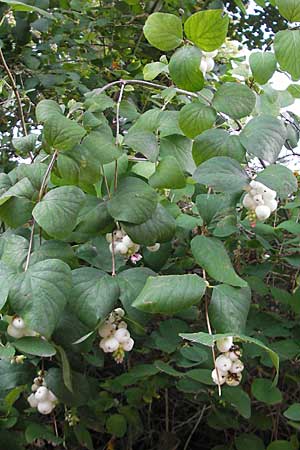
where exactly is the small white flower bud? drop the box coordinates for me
[27,393,38,408]
[216,337,233,353]
[37,400,54,415]
[114,328,130,343]
[230,359,244,374]
[215,355,232,372]
[211,368,227,385]
[122,337,134,352]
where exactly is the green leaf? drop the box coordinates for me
[160,135,195,174]
[12,134,37,154]
[143,61,169,81]
[44,115,86,152]
[178,103,217,139]
[32,186,86,239]
[9,259,72,338]
[30,240,78,269]
[212,83,256,119]
[288,84,300,98]
[277,220,300,234]
[125,131,158,162]
[249,51,277,85]
[1,234,29,271]
[275,0,300,21]
[12,337,56,357]
[284,403,300,421]
[106,414,127,438]
[107,177,158,224]
[36,99,63,122]
[0,0,53,18]
[274,30,300,81]
[186,368,214,385]
[133,274,207,314]
[252,379,282,405]
[168,46,204,92]
[149,156,186,189]
[193,156,249,193]
[117,267,155,324]
[81,131,122,165]
[0,360,34,394]
[256,165,297,199]
[233,0,247,14]
[184,10,229,51]
[223,387,251,419]
[267,441,293,450]
[192,129,245,165]
[0,262,16,309]
[25,424,63,446]
[209,284,251,334]
[154,360,184,377]
[56,345,73,392]
[143,13,182,51]
[179,332,279,383]
[70,267,119,328]
[191,236,247,287]
[240,115,286,163]
[235,433,265,450]
[122,203,176,246]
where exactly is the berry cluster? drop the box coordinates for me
[99,308,134,363]
[199,50,218,76]
[211,337,244,387]
[27,374,57,415]
[106,230,160,257]
[7,316,37,339]
[243,180,278,222]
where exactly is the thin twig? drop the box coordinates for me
[183,405,207,450]
[0,48,27,137]
[24,150,59,271]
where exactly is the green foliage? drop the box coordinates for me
[0,1,299,448]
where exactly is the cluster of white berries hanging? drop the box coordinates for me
[27,374,58,415]
[106,230,160,264]
[99,308,134,364]
[199,50,218,76]
[7,316,37,339]
[211,337,244,387]
[243,180,278,226]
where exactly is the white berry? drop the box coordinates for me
[211,368,227,385]
[31,383,39,392]
[216,337,233,353]
[106,233,112,243]
[35,386,49,402]
[114,308,125,317]
[27,393,38,408]
[115,242,129,255]
[215,355,232,372]
[264,198,278,212]
[37,400,54,415]
[122,337,134,352]
[7,324,24,339]
[118,321,127,329]
[47,390,58,403]
[242,193,256,210]
[12,317,26,329]
[122,235,133,247]
[102,337,119,353]
[147,243,160,252]
[253,194,264,206]
[203,50,218,58]
[199,58,208,75]
[98,322,114,338]
[205,57,215,72]
[255,204,271,221]
[114,328,130,343]
[230,359,244,374]
[225,349,241,362]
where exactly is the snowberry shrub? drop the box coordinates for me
[0,2,300,449]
